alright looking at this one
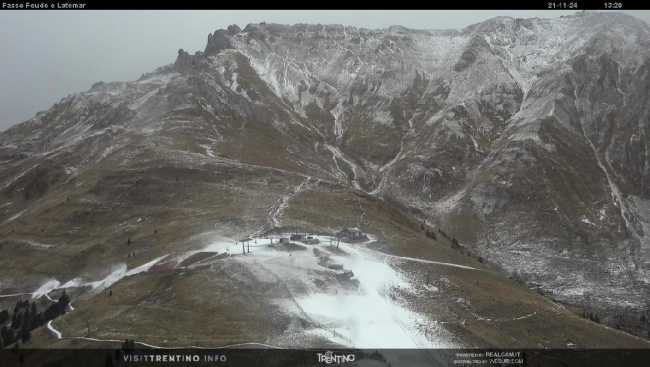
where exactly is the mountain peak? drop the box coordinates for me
[205,29,234,55]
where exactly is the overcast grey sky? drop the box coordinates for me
[1,10,649,131]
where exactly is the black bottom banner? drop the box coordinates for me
[1,348,649,367]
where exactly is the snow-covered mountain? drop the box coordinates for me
[1,11,649,347]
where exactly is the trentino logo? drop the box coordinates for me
[317,351,356,364]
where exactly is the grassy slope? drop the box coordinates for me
[3,151,648,350]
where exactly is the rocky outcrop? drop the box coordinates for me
[204,29,233,55]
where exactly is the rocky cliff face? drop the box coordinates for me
[1,12,649,341]
[205,13,650,336]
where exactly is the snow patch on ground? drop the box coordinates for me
[86,264,128,292]
[32,255,170,297]
[580,217,596,226]
[213,233,459,348]
[128,88,159,110]
[18,239,56,249]
[269,177,312,228]
[199,144,216,158]
[325,144,363,191]
[381,253,479,271]
[86,255,169,291]
[2,209,27,224]
[47,320,62,339]
[296,239,450,348]
[1,164,39,190]
[32,279,61,299]
[61,278,84,289]
[126,255,169,276]
[433,188,466,214]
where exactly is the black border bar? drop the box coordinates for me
[1,349,650,367]
[0,0,650,10]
